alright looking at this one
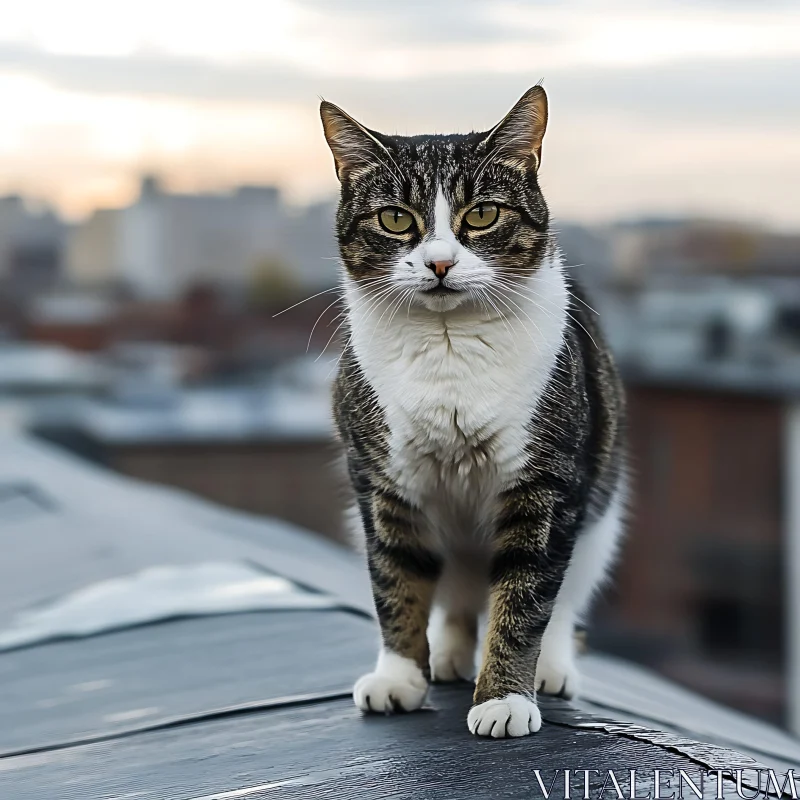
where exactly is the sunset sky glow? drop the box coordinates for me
[1,0,798,227]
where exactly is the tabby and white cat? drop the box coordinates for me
[321,86,625,738]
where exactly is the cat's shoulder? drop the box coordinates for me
[332,343,386,438]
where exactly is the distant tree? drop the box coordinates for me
[248,255,304,311]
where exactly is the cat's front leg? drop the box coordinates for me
[468,487,577,738]
[353,489,442,715]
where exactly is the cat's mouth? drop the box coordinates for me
[422,284,462,296]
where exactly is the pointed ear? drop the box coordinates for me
[320,100,390,182]
[481,86,548,172]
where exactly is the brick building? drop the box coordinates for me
[594,365,800,728]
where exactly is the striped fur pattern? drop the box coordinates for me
[321,87,626,738]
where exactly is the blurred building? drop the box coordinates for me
[66,209,121,288]
[23,293,118,352]
[580,221,800,726]
[0,195,66,300]
[66,176,337,300]
[593,367,799,725]
[600,219,800,283]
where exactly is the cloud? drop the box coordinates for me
[0,42,797,131]
[291,0,552,44]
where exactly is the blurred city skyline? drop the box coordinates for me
[1,0,798,229]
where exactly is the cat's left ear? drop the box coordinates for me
[481,85,548,172]
[320,100,390,182]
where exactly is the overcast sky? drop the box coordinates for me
[2,0,799,228]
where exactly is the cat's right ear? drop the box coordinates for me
[320,101,387,182]
[480,86,548,172]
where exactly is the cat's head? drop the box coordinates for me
[321,86,551,313]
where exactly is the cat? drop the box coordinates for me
[320,85,626,738]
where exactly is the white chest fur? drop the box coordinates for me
[345,264,568,545]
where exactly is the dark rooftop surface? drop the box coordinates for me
[2,433,800,799]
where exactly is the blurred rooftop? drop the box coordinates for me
[34,384,333,445]
[623,359,800,399]
[0,342,108,394]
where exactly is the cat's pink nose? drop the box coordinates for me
[427,259,454,278]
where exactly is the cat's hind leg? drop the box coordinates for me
[428,560,486,683]
[535,488,625,699]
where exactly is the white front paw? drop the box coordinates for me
[353,652,428,714]
[353,671,428,713]
[467,693,542,738]
[535,656,580,699]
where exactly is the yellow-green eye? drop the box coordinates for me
[464,202,499,230]
[379,207,414,234]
